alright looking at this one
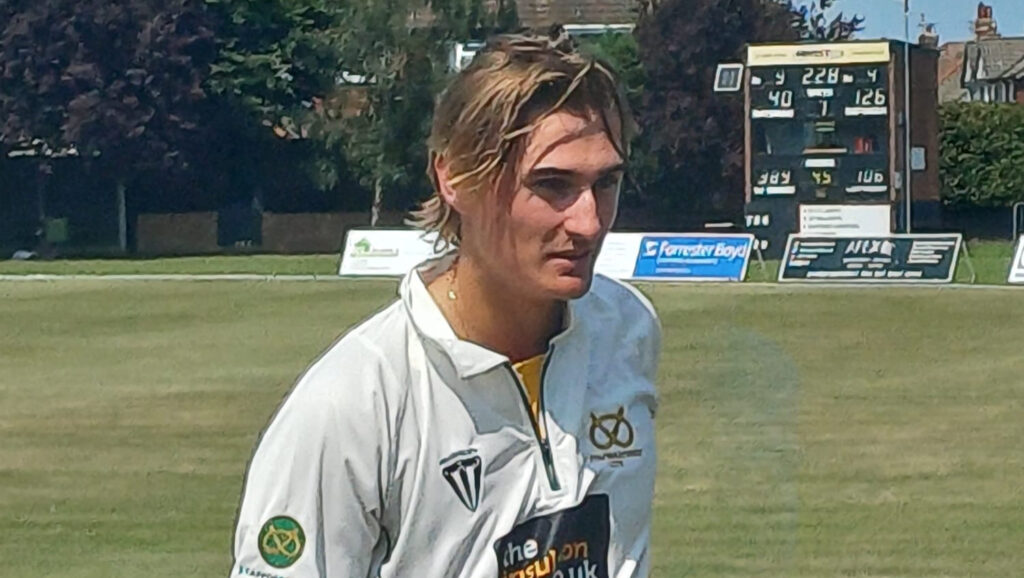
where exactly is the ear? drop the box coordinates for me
[433,154,464,212]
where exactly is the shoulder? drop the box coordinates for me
[267,300,411,436]
[575,274,662,374]
[580,274,661,335]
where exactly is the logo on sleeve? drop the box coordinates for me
[441,449,483,512]
[588,407,642,467]
[258,516,305,568]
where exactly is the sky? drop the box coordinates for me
[853,0,1024,43]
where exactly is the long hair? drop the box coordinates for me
[407,30,637,249]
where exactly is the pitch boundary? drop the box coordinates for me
[0,273,1020,291]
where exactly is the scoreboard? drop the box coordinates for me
[743,41,909,257]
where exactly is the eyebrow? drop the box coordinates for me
[526,163,626,179]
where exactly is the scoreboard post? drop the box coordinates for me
[740,41,939,258]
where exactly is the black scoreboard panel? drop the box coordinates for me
[749,63,891,201]
[744,198,797,257]
[749,64,889,120]
[745,44,897,258]
[750,152,890,203]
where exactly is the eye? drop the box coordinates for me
[594,174,622,196]
[529,177,575,199]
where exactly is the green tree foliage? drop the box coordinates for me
[786,0,865,41]
[633,0,796,222]
[207,0,517,212]
[204,0,346,129]
[575,32,660,209]
[939,102,1024,208]
[0,0,218,169]
[317,0,520,216]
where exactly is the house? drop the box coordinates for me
[937,41,967,103]
[914,22,969,104]
[960,3,1024,103]
[450,0,640,70]
[513,0,638,30]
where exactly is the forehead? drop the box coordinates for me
[519,110,624,174]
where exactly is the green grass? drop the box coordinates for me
[1,281,1022,576]
[0,254,341,276]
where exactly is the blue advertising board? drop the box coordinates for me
[630,234,754,281]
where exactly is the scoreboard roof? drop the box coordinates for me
[747,42,891,67]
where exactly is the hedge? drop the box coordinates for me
[939,102,1024,208]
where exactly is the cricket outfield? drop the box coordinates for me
[1,279,1021,576]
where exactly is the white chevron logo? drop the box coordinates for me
[440,450,483,512]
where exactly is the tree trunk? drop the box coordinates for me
[371,176,383,227]
[116,180,128,253]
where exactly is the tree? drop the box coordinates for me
[633,0,864,224]
[318,0,521,223]
[207,0,518,219]
[0,0,218,249]
[786,0,865,41]
[939,102,1024,208]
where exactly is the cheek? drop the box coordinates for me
[509,198,563,247]
[600,189,620,226]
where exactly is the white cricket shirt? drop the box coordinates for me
[230,254,662,577]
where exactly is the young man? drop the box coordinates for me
[230,32,662,578]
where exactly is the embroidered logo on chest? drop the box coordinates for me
[440,449,484,512]
[587,407,642,467]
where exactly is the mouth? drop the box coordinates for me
[548,250,593,266]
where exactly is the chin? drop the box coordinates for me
[545,274,594,300]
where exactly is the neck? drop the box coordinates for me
[429,255,564,362]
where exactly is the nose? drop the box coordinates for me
[563,188,604,240]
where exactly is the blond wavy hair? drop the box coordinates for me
[407,30,637,249]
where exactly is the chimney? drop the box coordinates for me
[919,23,939,48]
[974,2,999,39]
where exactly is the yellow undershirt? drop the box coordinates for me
[512,354,547,438]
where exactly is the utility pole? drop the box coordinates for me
[903,0,913,233]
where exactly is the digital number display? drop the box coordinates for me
[756,169,792,186]
[854,88,887,106]
[750,64,888,120]
[767,90,794,109]
[749,61,891,202]
[811,170,833,186]
[801,66,840,85]
[857,169,885,184]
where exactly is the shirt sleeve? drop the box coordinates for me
[229,337,392,578]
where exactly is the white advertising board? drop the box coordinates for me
[799,204,891,237]
[593,233,645,280]
[1009,235,1024,285]
[338,229,445,277]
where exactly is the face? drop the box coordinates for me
[443,109,625,302]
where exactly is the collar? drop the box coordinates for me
[398,253,578,379]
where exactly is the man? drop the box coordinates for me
[230,31,662,577]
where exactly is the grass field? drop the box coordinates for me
[1,279,1023,576]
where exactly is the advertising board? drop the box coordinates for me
[1009,235,1024,285]
[338,229,444,277]
[339,230,754,282]
[596,233,754,282]
[779,234,961,283]
[799,204,891,236]
[778,232,962,282]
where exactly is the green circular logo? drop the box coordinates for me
[258,516,305,568]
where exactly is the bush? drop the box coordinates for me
[939,102,1024,208]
